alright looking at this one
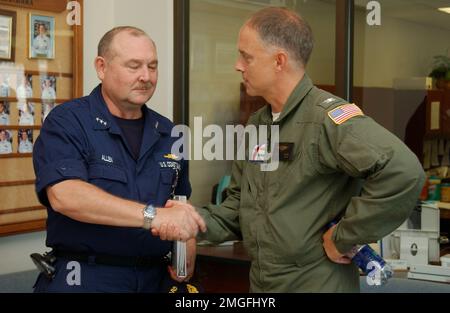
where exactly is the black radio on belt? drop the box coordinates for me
[30,252,56,280]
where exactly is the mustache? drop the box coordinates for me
[134,83,153,90]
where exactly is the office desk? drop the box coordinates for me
[195,242,250,293]
[195,242,450,293]
[438,202,450,219]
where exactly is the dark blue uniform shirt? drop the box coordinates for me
[33,85,191,257]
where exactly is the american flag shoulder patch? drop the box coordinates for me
[327,104,364,125]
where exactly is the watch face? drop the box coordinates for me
[145,205,156,216]
[143,205,156,229]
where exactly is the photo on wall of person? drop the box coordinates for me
[0,72,10,97]
[17,128,33,154]
[0,101,10,125]
[15,74,33,100]
[42,102,55,123]
[29,14,55,59]
[0,128,12,154]
[17,101,34,126]
[40,75,56,100]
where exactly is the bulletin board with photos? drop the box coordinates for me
[0,0,83,236]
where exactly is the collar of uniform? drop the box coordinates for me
[89,84,171,137]
[144,108,171,136]
[89,84,120,133]
[261,74,314,124]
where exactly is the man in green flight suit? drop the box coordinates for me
[164,7,426,292]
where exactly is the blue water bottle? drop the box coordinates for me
[328,222,393,286]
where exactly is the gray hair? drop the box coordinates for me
[246,7,314,67]
[97,26,154,59]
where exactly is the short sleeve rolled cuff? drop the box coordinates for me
[35,158,88,207]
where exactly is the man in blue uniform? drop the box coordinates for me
[32,26,206,293]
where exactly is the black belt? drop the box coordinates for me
[53,250,170,268]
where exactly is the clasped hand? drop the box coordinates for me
[150,200,206,241]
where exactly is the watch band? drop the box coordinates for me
[142,204,157,230]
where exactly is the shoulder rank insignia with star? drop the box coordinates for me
[328,103,364,125]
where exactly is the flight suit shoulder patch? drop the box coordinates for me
[327,103,364,125]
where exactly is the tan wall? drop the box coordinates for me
[354,8,450,88]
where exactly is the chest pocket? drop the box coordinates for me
[89,164,127,182]
[160,169,174,185]
[144,168,176,207]
[88,164,128,195]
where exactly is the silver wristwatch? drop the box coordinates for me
[142,204,157,230]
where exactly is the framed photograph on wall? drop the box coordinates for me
[42,102,55,123]
[29,14,55,59]
[0,72,10,96]
[15,73,33,99]
[40,75,56,100]
[0,101,10,125]
[0,129,12,154]
[0,9,16,61]
[17,101,34,126]
[17,129,33,154]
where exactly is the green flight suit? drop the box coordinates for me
[197,74,426,292]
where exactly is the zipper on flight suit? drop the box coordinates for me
[257,118,276,290]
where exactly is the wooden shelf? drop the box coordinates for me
[0,125,41,130]
[0,0,68,13]
[0,179,35,187]
[25,70,73,78]
[442,210,450,220]
[0,97,69,103]
[438,202,450,210]
[0,219,46,237]
[1,205,45,215]
[0,153,32,158]
[437,202,450,220]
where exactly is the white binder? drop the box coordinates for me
[172,195,187,278]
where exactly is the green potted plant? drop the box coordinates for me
[429,53,450,90]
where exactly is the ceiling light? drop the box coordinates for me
[438,7,450,14]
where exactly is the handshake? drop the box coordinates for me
[150,200,207,241]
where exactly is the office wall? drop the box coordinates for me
[0,0,173,276]
[83,0,114,95]
[295,1,336,85]
[354,9,450,88]
[0,232,46,276]
[353,8,450,141]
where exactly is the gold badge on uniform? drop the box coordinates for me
[328,104,364,125]
[186,284,199,293]
[164,154,179,160]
